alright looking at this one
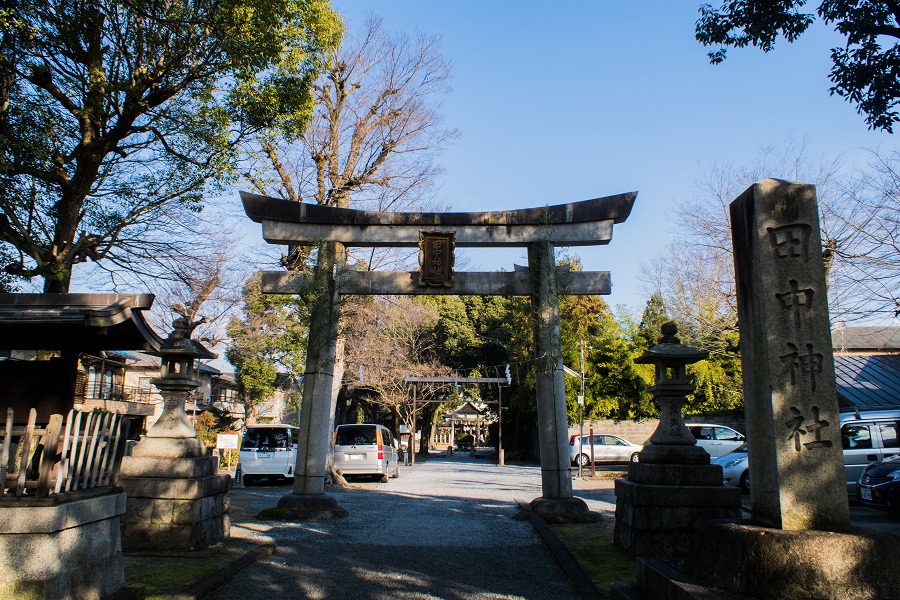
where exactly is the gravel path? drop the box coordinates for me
[210,454,615,600]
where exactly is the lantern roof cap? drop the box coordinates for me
[634,322,708,365]
[151,317,216,360]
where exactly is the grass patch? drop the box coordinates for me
[124,548,242,599]
[550,519,636,598]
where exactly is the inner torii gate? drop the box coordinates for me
[242,190,636,516]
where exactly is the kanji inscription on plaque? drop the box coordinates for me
[418,231,455,287]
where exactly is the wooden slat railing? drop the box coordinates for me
[1,408,128,499]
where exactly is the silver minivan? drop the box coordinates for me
[841,410,900,493]
[333,423,400,482]
[238,424,299,485]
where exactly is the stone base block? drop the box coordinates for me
[614,479,742,507]
[256,493,349,520]
[627,462,724,486]
[120,455,217,479]
[683,520,900,600]
[120,473,231,500]
[638,445,710,465]
[121,512,229,550]
[614,479,741,557]
[130,437,207,458]
[0,493,126,600]
[120,474,231,551]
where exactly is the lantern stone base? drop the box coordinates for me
[119,455,231,550]
[614,454,742,557]
[0,492,126,600]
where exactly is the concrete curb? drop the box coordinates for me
[169,542,277,600]
[516,500,604,600]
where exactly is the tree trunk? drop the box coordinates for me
[243,398,257,426]
[419,403,439,453]
[43,267,72,293]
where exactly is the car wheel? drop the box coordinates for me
[740,471,750,494]
[630,452,640,463]
[243,475,254,486]
[379,469,389,483]
[576,453,589,467]
[391,460,400,479]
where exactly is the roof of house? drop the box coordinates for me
[199,362,220,375]
[214,372,238,386]
[834,354,900,411]
[832,326,900,352]
[126,352,161,368]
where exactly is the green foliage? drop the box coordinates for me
[633,292,744,417]
[455,433,474,449]
[227,273,308,412]
[0,0,342,290]
[684,353,744,416]
[696,1,900,131]
[560,294,652,423]
[193,405,237,448]
[637,292,669,350]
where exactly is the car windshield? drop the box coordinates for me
[336,425,377,446]
[241,428,292,451]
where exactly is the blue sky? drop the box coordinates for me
[322,1,893,314]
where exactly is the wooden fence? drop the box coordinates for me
[0,407,128,499]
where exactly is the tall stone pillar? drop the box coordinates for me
[119,319,231,550]
[527,241,587,514]
[730,178,850,531]
[269,242,348,519]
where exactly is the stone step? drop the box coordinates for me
[635,557,727,600]
[609,582,645,600]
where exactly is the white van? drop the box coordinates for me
[687,424,746,458]
[333,423,400,482]
[238,424,299,485]
[840,410,900,493]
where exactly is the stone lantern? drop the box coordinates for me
[138,317,217,457]
[119,318,231,550]
[614,322,741,557]
[633,322,709,464]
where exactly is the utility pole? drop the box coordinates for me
[578,340,585,479]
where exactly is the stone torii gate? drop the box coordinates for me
[242,190,635,516]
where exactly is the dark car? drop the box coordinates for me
[857,454,900,513]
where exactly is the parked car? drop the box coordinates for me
[840,410,900,493]
[568,434,643,466]
[713,443,749,493]
[686,424,745,458]
[238,424,299,486]
[707,410,900,496]
[856,454,900,513]
[333,423,400,482]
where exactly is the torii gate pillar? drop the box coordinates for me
[528,242,588,512]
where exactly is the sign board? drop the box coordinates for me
[217,433,239,449]
[418,231,455,287]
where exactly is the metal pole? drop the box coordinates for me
[579,340,585,479]
[590,425,596,477]
[411,384,417,466]
[497,389,502,462]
